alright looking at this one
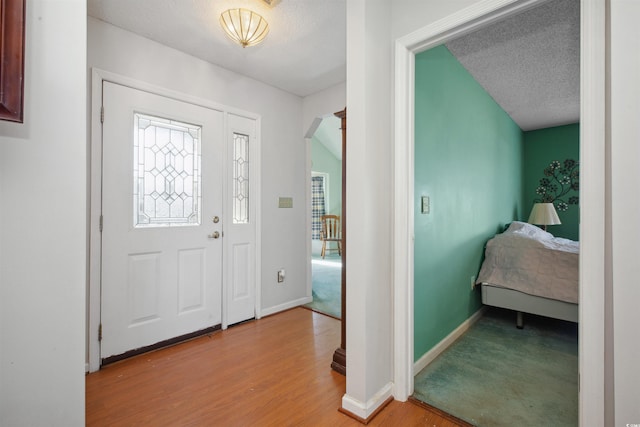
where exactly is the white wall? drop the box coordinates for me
[88,18,307,315]
[610,0,640,424]
[302,82,346,136]
[0,1,87,425]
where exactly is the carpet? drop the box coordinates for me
[413,307,578,427]
[304,257,342,319]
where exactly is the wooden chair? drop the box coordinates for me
[320,215,342,259]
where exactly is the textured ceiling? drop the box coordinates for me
[446,0,580,131]
[88,0,578,130]
[87,0,346,97]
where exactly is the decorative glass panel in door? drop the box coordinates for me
[133,113,202,228]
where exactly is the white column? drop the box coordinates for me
[342,0,394,419]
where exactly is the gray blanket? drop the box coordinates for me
[476,221,579,304]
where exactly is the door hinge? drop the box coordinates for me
[100,106,104,123]
[98,323,103,342]
[99,215,104,232]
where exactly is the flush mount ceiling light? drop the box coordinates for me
[219,8,269,48]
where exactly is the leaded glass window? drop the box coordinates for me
[133,113,201,228]
[233,132,250,224]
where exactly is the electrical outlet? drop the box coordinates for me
[471,275,476,290]
[277,269,285,283]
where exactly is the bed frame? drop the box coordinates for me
[481,284,578,328]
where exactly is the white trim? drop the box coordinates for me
[341,382,393,420]
[392,38,415,402]
[398,0,545,54]
[305,117,323,139]
[254,115,263,321]
[91,69,259,119]
[393,2,605,423]
[305,137,313,308]
[578,0,606,424]
[260,297,312,318]
[221,113,229,330]
[88,68,263,371]
[88,69,104,373]
[413,307,486,374]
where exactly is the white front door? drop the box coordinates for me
[100,82,224,361]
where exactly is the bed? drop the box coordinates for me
[476,221,579,328]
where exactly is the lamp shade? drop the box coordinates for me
[220,8,269,48]
[528,203,561,226]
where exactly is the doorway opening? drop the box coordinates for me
[410,0,580,424]
[306,115,342,320]
[393,0,605,423]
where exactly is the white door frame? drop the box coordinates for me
[88,69,262,372]
[393,1,605,425]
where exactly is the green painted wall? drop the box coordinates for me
[311,136,342,217]
[414,45,524,361]
[523,124,580,241]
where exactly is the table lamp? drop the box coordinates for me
[527,202,561,231]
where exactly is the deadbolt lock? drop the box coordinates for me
[212,216,220,223]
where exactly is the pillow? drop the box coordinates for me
[505,221,554,240]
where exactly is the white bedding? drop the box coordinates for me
[476,221,579,304]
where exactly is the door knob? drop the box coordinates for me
[212,216,220,224]
[208,231,220,239]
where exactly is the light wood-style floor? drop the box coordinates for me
[86,307,462,426]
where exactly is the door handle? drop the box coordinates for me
[208,231,220,239]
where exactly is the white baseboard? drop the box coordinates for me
[341,382,393,420]
[413,307,487,374]
[260,296,312,318]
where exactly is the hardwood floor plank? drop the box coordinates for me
[86,308,463,426]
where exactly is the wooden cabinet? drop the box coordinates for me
[331,108,347,375]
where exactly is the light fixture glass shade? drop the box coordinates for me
[528,202,562,226]
[220,8,269,48]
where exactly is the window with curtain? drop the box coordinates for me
[311,175,326,239]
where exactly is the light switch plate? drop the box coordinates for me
[279,197,293,208]
[421,196,430,214]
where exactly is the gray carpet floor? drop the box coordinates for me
[304,256,341,319]
[413,307,578,426]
